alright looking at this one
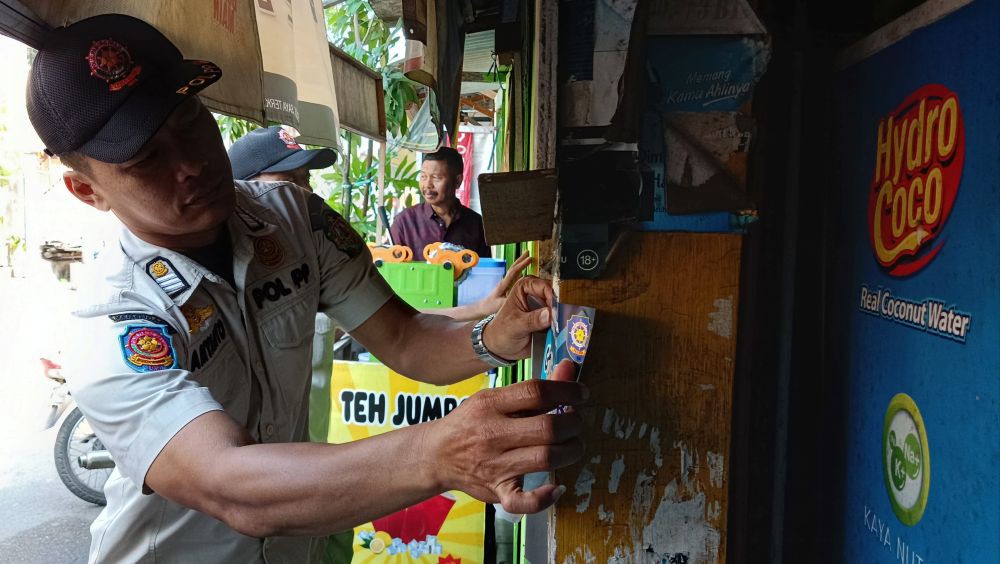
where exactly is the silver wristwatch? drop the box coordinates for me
[471,313,515,368]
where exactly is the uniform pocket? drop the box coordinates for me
[261,294,319,349]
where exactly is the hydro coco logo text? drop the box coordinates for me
[868,84,964,276]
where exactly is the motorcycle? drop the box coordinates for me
[41,357,114,506]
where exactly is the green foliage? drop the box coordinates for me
[215,114,258,146]
[326,0,419,138]
[325,0,394,68]
[4,234,25,252]
[313,134,420,243]
[383,69,419,138]
[319,1,422,241]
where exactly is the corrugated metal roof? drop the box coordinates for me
[464,30,496,72]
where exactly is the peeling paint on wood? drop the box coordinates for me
[609,455,626,493]
[574,456,601,513]
[707,295,734,338]
[563,545,598,564]
[708,499,723,521]
[651,427,663,468]
[554,233,740,563]
[598,504,615,524]
[602,407,615,435]
[707,451,725,489]
[674,440,699,488]
[602,407,640,440]
[641,481,721,564]
[631,470,657,521]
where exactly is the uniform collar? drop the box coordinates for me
[226,192,279,266]
[119,227,211,305]
[119,189,278,306]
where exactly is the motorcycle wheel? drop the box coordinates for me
[54,407,110,506]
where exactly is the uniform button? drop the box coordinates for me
[265,423,275,436]
[254,361,264,372]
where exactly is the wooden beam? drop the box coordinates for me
[460,96,495,118]
[461,71,499,83]
[329,43,381,81]
[466,12,500,33]
[376,141,386,242]
[532,0,557,169]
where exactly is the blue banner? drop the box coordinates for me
[831,2,1000,562]
[648,36,769,113]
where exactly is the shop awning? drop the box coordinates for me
[0,0,343,148]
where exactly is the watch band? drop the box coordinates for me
[471,313,515,368]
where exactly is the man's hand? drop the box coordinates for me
[472,251,532,318]
[416,251,531,322]
[482,276,553,361]
[422,360,587,514]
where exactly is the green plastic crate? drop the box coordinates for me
[375,261,454,309]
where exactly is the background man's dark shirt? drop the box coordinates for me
[390,202,491,258]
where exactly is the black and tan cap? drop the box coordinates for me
[26,13,222,164]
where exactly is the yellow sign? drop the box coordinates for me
[329,361,488,563]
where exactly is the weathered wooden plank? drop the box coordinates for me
[329,43,386,141]
[554,232,740,564]
[531,0,557,169]
[837,0,974,69]
[478,169,557,245]
[648,0,766,35]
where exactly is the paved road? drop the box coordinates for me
[0,274,102,564]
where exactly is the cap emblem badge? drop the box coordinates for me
[278,127,301,149]
[86,38,142,91]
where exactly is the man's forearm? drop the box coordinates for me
[351,298,493,386]
[148,375,587,541]
[420,302,487,322]
[352,278,548,386]
[379,312,490,385]
[189,417,447,537]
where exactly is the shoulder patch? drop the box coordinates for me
[307,194,363,258]
[120,325,177,372]
[108,313,177,334]
[146,257,190,298]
